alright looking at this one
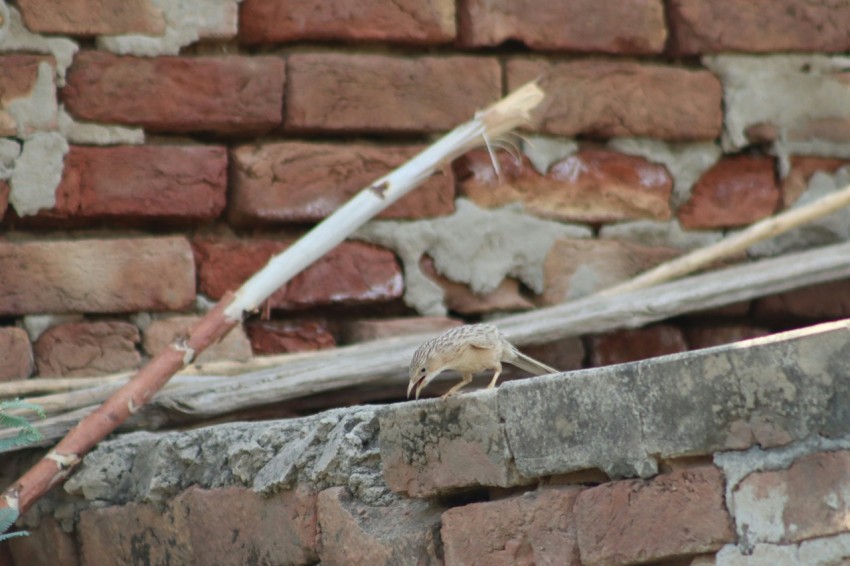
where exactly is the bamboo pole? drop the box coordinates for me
[600,182,850,296]
[0,82,546,518]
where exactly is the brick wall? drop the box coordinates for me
[2,0,850,564]
[1,0,849,384]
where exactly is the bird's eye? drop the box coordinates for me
[419,367,426,373]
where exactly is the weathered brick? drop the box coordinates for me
[34,321,141,377]
[0,327,33,381]
[8,516,79,566]
[63,52,285,134]
[17,0,166,36]
[754,279,850,321]
[193,239,403,309]
[379,389,527,497]
[239,0,455,45]
[42,145,227,222]
[317,487,444,566]
[340,316,461,344]
[588,324,688,366]
[733,450,850,544]
[230,142,455,225]
[0,55,55,136]
[669,0,850,54]
[508,59,723,140]
[420,255,534,314]
[442,487,582,566]
[245,319,336,355]
[538,238,680,305]
[143,316,252,363]
[575,467,735,564]
[679,156,779,229]
[459,0,665,54]
[181,486,318,565]
[684,324,771,350]
[286,53,500,133]
[0,237,195,315]
[458,148,673,223]
[77,486,319,565]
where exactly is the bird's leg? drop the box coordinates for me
[441,372,473,399]
[486,363,503,389]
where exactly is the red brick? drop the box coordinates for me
[678,156,779,229]
[669,0,850,54]
[17,0,166,36]
[0,237,195,316]
[588,324,688,366]
[0,327,33,381]
[0,55,55,136]
[317,487,444,566]
[734,450,850,543]
[245,319,336,355]
[340,316,461,344]
[442,487,582,566]
[684,324,771,350]
[8,516,79,566]
[193,239,402,309]
[754,279,850,321]
[181,486,318,565]
[78,486,318,565]
[230,142,455,225]
[575,467,734,564]
[34,321,141,377]
[508,59,723,141]
[62,52,284,134]
[143,316,252,363]
[781,156,850,207]
[459,0,665,54]
[420,255,534,314]
[539,238,681,306]
[239,0,455,45]
[41,145,227,222]
[458,148,673,223]
[286,53,500,133]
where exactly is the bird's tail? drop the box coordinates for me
[509,349,557,376]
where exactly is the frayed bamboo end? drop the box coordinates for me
[477,81,545,134]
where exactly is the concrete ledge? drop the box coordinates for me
[377,320,850,496]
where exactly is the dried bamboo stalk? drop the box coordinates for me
[600,182,850,296]
[0,82,546,517]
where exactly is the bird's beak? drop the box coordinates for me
[407,376,426,400]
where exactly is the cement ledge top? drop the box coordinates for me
[378,319,850,497]
[64,319,850,505]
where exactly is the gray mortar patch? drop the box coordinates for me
[0,6,77,83]
[355,199,592,315]
[9,131,68,216]
[704,55,850,174]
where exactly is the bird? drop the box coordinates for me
[407,323,557,400]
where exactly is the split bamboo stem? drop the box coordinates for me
[0,82,546,517]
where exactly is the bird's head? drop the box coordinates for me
[407,345,444,400]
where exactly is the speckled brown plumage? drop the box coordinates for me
[407,323,557,400]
